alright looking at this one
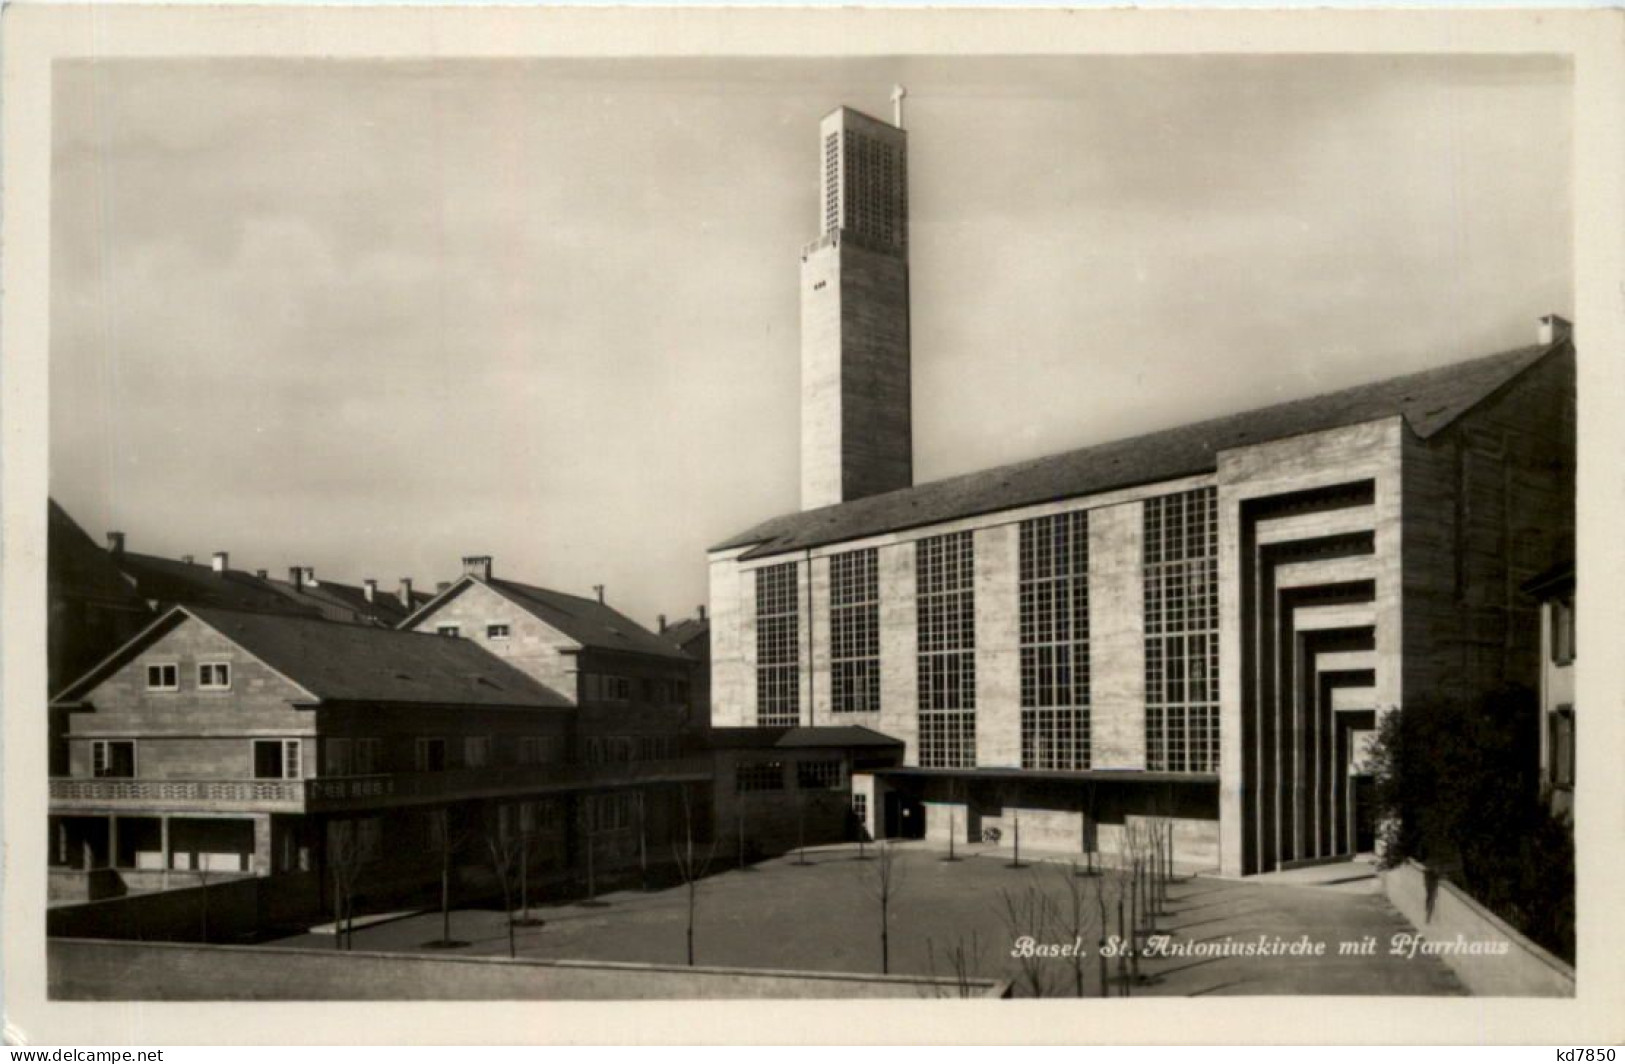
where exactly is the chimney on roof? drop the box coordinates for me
[105,532,125,556]
[698,604,707,622]
[301,566,317,588]
[212,551,229,574]
[398,578,413,608]
[363,579,377,603]
[437,581,451,594]
[658,614,668,633]
[463,555,492,581]
[181,554,195,566]
[1538,314,1573,346]
[593,584,606,604]
[289,566,304,593]
[255,569,268,580]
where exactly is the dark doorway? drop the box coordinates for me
[883,791,925,839]
[1352,774,1377,853]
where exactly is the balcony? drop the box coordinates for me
[49,777,305,813]
[304,757,715,813]
[50,757,716,816]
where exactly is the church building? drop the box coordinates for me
[705,97,1576,876]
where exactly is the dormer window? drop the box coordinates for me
[437,625,461,638]
[145,663,178,691]
[198,662,231,690]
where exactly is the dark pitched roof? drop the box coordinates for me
[263,577,417,627]
[660,617,709,652]
[113,551,322,616]
[488,579,692,662]
[48,500,150,611]
[717,340,1564,560]
[404,576,691,662]
[56,606,572,709]
[706,725,903,750]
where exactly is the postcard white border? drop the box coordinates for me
[4,4,1622,1045]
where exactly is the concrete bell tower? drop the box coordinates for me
[799,97,913,511]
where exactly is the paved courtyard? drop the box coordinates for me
[272,844,1464,997]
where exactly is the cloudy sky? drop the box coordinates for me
[50,55,1572,627]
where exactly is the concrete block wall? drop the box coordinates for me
[707,549,749,727]
[835,243,912,503]
[64,618,315,781]
[1217,417,1401,876]
[800,245,845,509]
[974,525,1020,768]
[405,580,579,703]
[877,541,919,762]
[1089,502,1146,769]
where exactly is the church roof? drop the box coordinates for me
[716,339,1565,560]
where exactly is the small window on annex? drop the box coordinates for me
[145,663,178,691]
[198,662,232,690]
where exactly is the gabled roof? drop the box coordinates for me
[262,576,419,628]
[706,725,903,750]
[54,605,572,710]
[113,551,320,616]
[401,576,691,663]
[717,339,1567,560]
[660,616,710,653]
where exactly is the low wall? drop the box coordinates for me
[47,873,323,943]
[923,803,1217,870]
[1380,860,1574,997]
[50,939,1010,1000]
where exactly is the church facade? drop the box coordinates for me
[706,100,1576,876]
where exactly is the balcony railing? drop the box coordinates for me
[49,777,305,810]
[50,757,716,815]
[304,757,715,812]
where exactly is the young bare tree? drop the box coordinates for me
[925,931,985,998]
[637,790,650,891]
[485,815,525,958]
[670,787,720,966]
[861,840,907,974]
[1052,860,1101,997]
[1093,839,1123,997]
[998,884,1058,997]
[425,806,472,948]
[513,814,543,929]
[326,820,367,952]
[576,799,602,903]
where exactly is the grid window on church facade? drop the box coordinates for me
[756,562,801,727]
[1019,510,1090,770]
[918,531,975,767]
[1144,488,1220,772]
[830,549,881,713]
